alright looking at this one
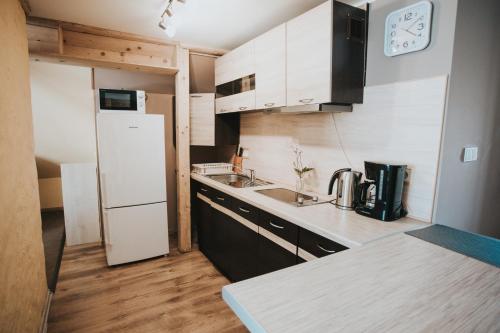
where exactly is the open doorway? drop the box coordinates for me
[30,60,178,291]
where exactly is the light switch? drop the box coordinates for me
[463,146,478,162]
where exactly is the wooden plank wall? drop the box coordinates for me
[0,0,48,332]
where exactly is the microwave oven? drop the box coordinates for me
[96,89,146,113]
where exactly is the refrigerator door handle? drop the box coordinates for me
[100,172,108,208]
[103,210,112,246]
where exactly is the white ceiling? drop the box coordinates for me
[29,0,335,50]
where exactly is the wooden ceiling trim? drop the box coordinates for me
[27,16,179,75]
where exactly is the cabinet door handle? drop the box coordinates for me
[239,106,248,110]
[216,196,225,201]
[264,102,275,107]
[238,207,250,214]
[269,222,285,229]
[191,95,203,98]
[299,98,314,104]
[200,188,208,193]
[317,244,336,254]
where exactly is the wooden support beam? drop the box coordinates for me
[27,16,177,47]
[26,16,178,75]
[175,47,191,252]
[183,44,227,57]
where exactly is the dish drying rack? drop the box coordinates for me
[192,163,233,175]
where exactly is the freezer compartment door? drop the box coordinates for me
[103,202,169,266]
[97,114,166,208]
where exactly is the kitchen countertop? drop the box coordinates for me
[192,173,428,248]
[222,233,500,333]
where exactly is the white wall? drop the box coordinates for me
[366,0,457,86]
[30,61,97,208]
[241,76,447,222]
[434,0,500,238]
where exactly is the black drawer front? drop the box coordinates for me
[260,211,299,246]
[231,198,259,225]
[298,228,348,258]
[196,183,212,197]
[211,188,232,209]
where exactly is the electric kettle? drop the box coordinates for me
[328,168,362,210]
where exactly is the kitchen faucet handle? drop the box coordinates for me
[247,169,256,182]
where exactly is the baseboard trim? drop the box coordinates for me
[39,290,53,333]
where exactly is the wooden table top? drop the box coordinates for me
[223,233,500,333]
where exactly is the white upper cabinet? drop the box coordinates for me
[286,0,332,106]
[215,40,255,86]
[215,90,255,114]
[255,24,286,109]
[190,94,215,146]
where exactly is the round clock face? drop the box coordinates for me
[384,1,433,57]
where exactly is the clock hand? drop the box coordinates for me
[405,16,423,32]
[404,29,417,36]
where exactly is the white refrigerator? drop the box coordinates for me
[96,113,169,266]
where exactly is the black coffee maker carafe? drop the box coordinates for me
[355,161,407,221]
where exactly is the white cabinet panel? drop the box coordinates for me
[103,202,169,265]
[286,0,332,106]
[190,93,215,146]
[255,24,286,109]
[61,163,101,246]
[215,94,237,114]
[215,40,255,85]
[216,90,256,114]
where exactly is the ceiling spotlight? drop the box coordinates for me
[158,0,183,37]
[165,24,176,38]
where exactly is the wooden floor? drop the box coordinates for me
[48,240,247,333]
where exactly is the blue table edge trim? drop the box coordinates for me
[222,286,267,333]
[405,224,500,268]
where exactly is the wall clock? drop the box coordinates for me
[384,1,433,57]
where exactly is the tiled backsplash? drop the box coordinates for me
[240,76,448,222]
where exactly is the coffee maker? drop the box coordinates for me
[355,161,407,221]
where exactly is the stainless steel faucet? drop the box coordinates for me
[248,169,256,182]
[234,165,256,182]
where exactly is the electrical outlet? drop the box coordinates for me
[241,148,250,158]
[463,146,478,162]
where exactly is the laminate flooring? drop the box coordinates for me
[47,240,247,333]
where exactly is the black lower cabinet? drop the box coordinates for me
[226,218,259,282]
[192,180,347,283]
[210,209,258,282]
[197,197,213,258]
[258,235,297,275]
[210,209,233,277]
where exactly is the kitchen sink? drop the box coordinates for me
[207,174,272,188]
